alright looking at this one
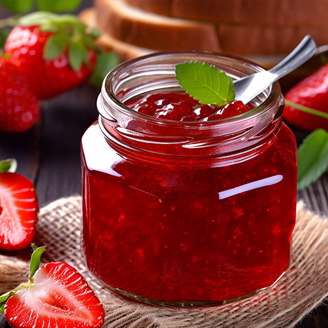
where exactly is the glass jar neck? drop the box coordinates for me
[97,52,284,166]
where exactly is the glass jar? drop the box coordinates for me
[81,52,297,306]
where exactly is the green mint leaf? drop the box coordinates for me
[29,245,46,280]
[176,61,235,106]
[90,52,119,88]
[297,129,328,190]
[18,12,57,27]
[37,0,82,12]
[0,159,17,173]
[44,33,68,60]
[0,0,34,14]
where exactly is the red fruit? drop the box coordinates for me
[0,57,40,133]
[4,262,105,328]
[5,13,98,100]
[0,172,38,250]
[284,63,328,131]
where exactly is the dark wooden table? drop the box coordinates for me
[0,1,327,327]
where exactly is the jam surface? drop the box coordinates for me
[81,92,297,303]
[126,92,249,121]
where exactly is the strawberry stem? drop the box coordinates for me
[285,99,328,119]
[0,16,19,28]
[29,245,46,281]
[0,245,46,314]
[11,281,33,293]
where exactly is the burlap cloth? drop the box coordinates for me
[1,196,328,328]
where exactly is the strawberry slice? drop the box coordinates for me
[1,246,105,328]
[4,262,105,328]
[0,172,38,251]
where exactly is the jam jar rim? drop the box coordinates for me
[100,51,282,130]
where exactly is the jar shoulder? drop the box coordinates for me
[275,122,297,162]
[81,121,297,172]
[81,122,124,175]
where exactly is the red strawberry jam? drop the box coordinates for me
[81,53,297,306]
[126,92,250,121]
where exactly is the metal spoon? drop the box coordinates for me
[280,44,328,92]
[233,35,317,104]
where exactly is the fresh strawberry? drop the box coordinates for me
[1,246,105,328]
[4,12,99,100]
[284,63,328,131]
[5,262,105,328]
[0,171,38,250]
[0,56,40,133]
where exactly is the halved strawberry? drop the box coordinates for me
[4,262,105,328]
[0,172,38,250]
[1,246,105,328]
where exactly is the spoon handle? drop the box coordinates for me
[233,35,317,104]
[269,35,317,78]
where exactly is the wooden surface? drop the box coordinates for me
[0,1,327,327]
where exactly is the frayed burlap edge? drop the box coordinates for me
[0,197,327,328]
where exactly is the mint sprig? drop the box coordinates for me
[175,61,235,106]
[297,129,328,190]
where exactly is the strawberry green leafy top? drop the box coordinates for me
[17,11,99,72]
